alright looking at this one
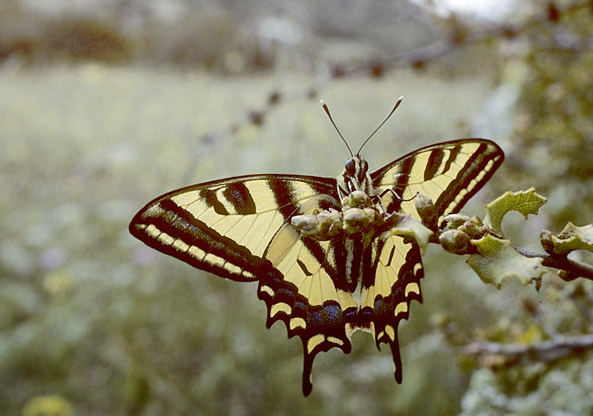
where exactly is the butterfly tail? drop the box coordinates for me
[300,326,353,396]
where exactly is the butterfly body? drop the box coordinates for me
[130,138,503,395]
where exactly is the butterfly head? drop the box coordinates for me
[338,154,373,199]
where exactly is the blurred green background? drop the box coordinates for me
[2,0,593,414]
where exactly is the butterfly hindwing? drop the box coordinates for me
[260,227,360,395]
[359,233,423,383]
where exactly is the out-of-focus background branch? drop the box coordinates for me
[2,0,593,415]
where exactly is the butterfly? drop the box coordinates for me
[129,99,504,395]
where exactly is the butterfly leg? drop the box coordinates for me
[375,188,418,217]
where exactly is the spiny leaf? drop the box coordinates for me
[467,234,548,287]
[545,222,593,255]
[484,188,547,236]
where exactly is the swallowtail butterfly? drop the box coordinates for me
[129,99,504,395]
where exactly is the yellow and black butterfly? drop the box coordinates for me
[129,99,504,396]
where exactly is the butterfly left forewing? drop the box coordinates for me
[130,175,336,281]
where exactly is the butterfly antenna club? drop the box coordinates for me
[321,100,354,158]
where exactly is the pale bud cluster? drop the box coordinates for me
[341,191,379,234]
[291,190,381,240]
[439,214,489,255]
[291,208,342,240]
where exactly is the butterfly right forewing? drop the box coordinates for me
[372,139,504,229]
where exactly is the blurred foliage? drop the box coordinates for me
[0,4,130,64]
[509,0,593,228]
[1,0,593,414]
[22,395,73,416]
[0,0,442,71]
[460,361,593,416]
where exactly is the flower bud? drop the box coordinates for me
[415,193,438,229]
[540,229,555,254]
[439,229,472,254]
[291,214,320,235]
[443,214,470,230]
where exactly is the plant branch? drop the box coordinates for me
[514,247,593,282]
[461,334,593,362]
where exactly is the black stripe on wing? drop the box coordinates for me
[433,141,503,217]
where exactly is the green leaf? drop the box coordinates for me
[385,213,433,254]
[484,188,547,236]
[467,234,548,287]
[547,222,593,255]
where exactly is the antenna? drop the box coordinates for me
[321,100,354,158]
[356,96,404,155]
